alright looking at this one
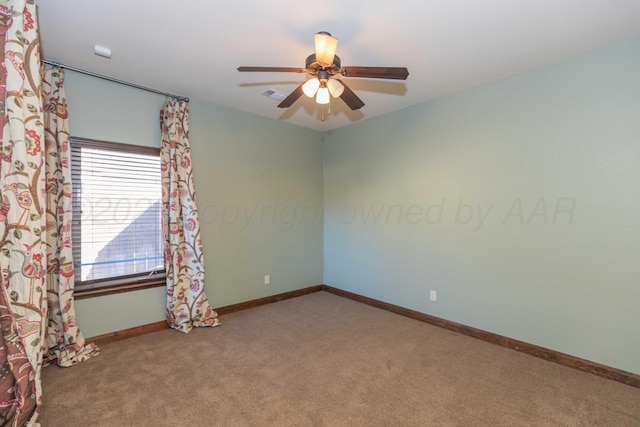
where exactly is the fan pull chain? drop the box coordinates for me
[321,104,332,121]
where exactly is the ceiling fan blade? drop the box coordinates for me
[237,66,306,73]
[338,80,365,110]
[277,82,305,108]
[340,66,409,80]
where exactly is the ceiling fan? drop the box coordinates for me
[237,32,409,112]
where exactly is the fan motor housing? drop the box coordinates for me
[305,54,341,76]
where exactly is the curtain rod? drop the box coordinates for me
[42,59,190,102]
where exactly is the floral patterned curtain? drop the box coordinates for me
[0,0,6,130]
[0,288,36,426]
[160,100,219,333]
[0,0,45,425]
[42,65,99,366]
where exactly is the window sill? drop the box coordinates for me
[74,279,165,300]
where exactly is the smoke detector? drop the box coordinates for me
[94,44,112,59]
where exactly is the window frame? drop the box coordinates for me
[70,137,166,299]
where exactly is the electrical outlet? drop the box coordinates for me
[429,290,437,302]
[264,275,270,285]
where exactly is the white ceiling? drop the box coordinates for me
[38,0,640,132]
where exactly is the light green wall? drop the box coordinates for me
[65,72,324,337]
[65,72,165,148]
[188,100,324,307]
[323,39,640,374]
[66,39,639,375]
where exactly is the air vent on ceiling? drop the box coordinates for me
[262,89,287,101]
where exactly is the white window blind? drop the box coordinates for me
[71,138,165,291]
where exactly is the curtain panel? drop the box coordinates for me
[160,100,219,333]
[42,65,99,366]
[0,0,46,425]
[0,4,98,425]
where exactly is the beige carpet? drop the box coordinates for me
[40,291,639,426]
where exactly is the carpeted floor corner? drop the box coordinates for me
[40,291,640,426]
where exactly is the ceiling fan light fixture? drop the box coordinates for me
[316,87,330,104]
[302,78,320,97]
[327,79,344,98]
[238,31,409,114]
[314,32,338,66]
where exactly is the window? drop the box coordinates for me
[71,138,165,295]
